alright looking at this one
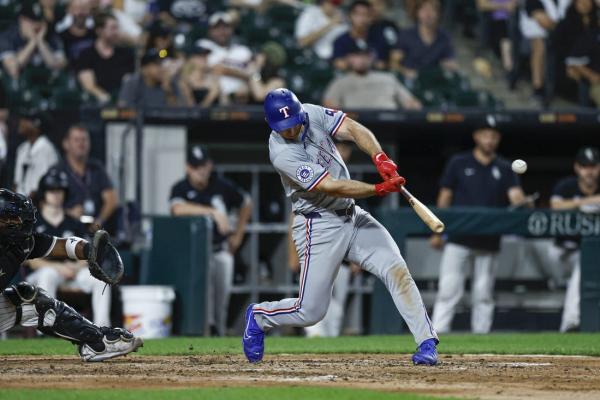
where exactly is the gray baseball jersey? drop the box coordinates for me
[253,103,438,346]
[269,104,353,214]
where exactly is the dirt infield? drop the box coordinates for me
[1,353,599,399]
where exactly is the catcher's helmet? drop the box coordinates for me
[264,88,307,133]
[0,188,36,243]
[38,168,69,198]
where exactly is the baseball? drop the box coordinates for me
[512,159,527,174]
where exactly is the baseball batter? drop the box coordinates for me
[242,88,438,365]
[0,188,142,361]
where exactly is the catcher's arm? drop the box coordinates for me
[46,230,124,285]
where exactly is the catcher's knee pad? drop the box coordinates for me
[4,281,103,344]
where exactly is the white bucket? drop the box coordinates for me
[121,285,176,338]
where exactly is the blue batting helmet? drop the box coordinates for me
[264,88,307,133]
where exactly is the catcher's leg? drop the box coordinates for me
[3,281,142,361]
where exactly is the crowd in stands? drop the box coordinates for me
[0,0,596,119]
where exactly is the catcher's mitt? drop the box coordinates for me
[86,230,123,285]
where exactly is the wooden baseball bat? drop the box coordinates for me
[399,186,445,233]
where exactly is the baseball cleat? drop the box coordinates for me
[412,338,438,366]
[79,327,143,362]
[242,304,264,363]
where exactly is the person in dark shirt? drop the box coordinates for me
[75,12,135,104]
[431,118,526,334]
[169,145,252,336]
[0,188,142,361]
[395,0,457,79]
[331,0,390,70]
[54,124,119,231]
[549,146,600,332]
[26,168,111,327]
[56,0,96,65]
[0,2,66,79]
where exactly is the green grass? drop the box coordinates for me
[1,333,600,356]
[0,388,458,400]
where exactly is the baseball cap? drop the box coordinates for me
[141,48,163,66]
[575,147,600,166]
[473,115,500,133]
[187,145,210,167]
[17,108,45,128]
[208,11,233,27]
[20,1,44,21]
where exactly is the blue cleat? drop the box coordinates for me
[242,304,264,363]
[412,338,439,366]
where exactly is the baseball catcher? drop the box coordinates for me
[0,188,142,361]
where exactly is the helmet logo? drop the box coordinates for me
[279,106,290,118]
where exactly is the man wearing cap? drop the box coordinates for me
[0,1,66,78]
[118,48,185,108]
[430,120,526,334]
[197,12,254,104]
[26,168,111,327]
[323,45,421,110]
[295,0,347,60]
[169,145,252,336]
[550,147,600,332]
[75,12,135,104]
[14,111,59,198]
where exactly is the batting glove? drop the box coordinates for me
[372,152,400,180]
[375,176,406,197]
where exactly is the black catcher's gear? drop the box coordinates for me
[0,189,36,245]
[86,230,124,285]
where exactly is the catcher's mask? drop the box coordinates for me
[0,188,37,245]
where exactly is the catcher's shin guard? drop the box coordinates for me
[4,281,103,346]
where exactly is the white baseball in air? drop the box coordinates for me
[512,159,527,174]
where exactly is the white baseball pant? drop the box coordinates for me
[206,249,234,336]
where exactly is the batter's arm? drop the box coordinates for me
[312,174,376,199]
[334,117,382,158]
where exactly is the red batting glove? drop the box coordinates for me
[374,176,406,197]
[372,152,400,180]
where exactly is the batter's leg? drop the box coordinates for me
[213,250,234,336]
[253,216,351,330]
[560,252,581,332]
[432,243,471,333]
[471,252,497,334]
[346,207,437,345]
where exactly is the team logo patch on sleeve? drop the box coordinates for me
[296,165,315,183]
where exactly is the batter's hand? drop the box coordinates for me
[372,152,399,180]
[374,176,406,197]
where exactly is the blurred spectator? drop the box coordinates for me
[14,111,59,198]
[56,0,96,65]
[91,0,142,44]
[170,145,252,336]
[550,146,600,332]
[178,43,220,107]
[75,12,135,104]
[395,0,458,79]
[26,168,111,327]
[430,119,526,334]
[198,12,254,105]
[323,47,421,110]
[230,0,304,13]
[567,29,600,107]
[247,42,287,102]
[369,0,402,69]
[119,48,186,107]
[332,0,390,70]
[476,0,517,73]
[122,0,149,24]
[40,0,65,30]
[0,1,66,79]
[518,0,569,102]
[55,124,119,230]
[295,0,347,60]
[144,20,174,55]
[155,0,207,28]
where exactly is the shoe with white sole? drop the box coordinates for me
[79,327,143,362]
